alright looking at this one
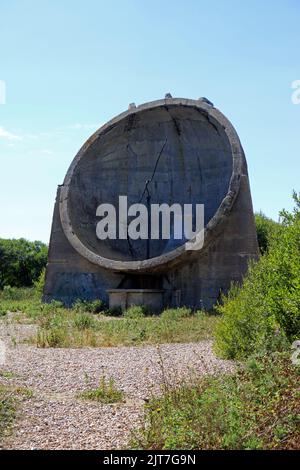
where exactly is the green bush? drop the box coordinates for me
[33,268,45,297]
[255,211,281,254]
[0,238,48,289]
[124,305,149,318]
[215,192,300,359]
[73,312,95,330]
[72,299,104,314]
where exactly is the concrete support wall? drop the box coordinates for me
[43,186,124,306]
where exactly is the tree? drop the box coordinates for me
[216,193,300,359]
[0,238,48,289]
[255,211,281,254]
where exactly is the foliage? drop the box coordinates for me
[33,268,46,297]
[0,383,32,444]
[0,288,217,347]
[0,238,47,289]
[161,307,192,321]
[35,311,217,348]
[255,211,281,254]
[78,376,124,403]
[72,299,104,314]
[215,192,300,359]
[73,312,96,330]
[124,305,148,319]
[132,352,300,450]
[0,385,16,442]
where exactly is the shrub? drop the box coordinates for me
[215,192,300,359]
[33,268,45,297]
[255,212,281,254]
[124,305,149,318]
[0,238,48,289]
[72,299,104,314]
[73,312,95,330]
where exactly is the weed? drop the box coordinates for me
[0,384,32,443]
[161,307,192,321]
[73,299,104,314]
[78,376,124,404]
[124,305,148,319]
[131,352,300,450]
[73,312,95,330]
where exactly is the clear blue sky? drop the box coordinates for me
[0,0,299,243]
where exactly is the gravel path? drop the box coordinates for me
[0,323,234,450]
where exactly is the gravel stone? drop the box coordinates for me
[0,324,234,449]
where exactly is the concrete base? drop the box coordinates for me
[107,289,165,312]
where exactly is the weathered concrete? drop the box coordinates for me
[43,97,259,309]
[107,289,165,312]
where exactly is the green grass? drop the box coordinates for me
[35,310,217,348]
[78,376,124,404]
[0,288,218,348]
[131,351,300,450]
[0,383,33,444]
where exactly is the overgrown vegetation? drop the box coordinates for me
[255,211,281,254]
[78,377,124,404]
[35,307,217,348]
[0,288,217,347]
[0,238,47,289]
[131,194,300,450]
[132,352,299,450]
[215,192,300,359]
[0,382,33,444]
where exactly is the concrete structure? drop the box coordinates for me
[43,96,259,310]
[107,289,164,312]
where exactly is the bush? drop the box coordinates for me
[255,212,281,254]
[72,299,104,314]
[73,312,95,330]
[123,305,149,319]
[33,268,45,297]
[0,238,48,289]
[215,192,300,359]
